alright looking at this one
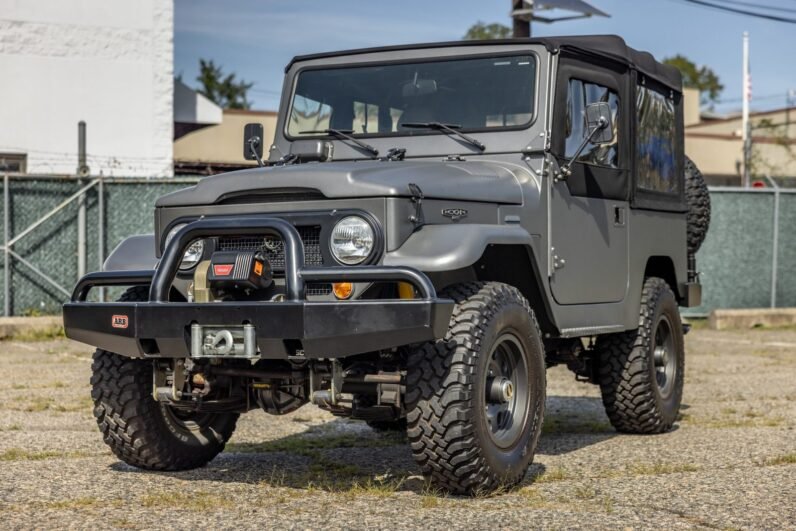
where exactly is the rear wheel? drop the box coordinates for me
[90,286,238,470]
[596,277,685,434]
[406,282,546,494]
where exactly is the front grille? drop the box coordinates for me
[218,226,324,269]
[217,226,331,296]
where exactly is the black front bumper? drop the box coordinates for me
[63,216,453,359]
[63,298,452,358]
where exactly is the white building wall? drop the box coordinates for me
[0,0,174,177]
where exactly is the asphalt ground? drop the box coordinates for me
[0,326,794,530]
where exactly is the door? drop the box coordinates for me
[549,60,629,305]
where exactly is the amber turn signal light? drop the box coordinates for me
[333,282,354,299]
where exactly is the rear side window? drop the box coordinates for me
[565,79,620,168]
[636,85,678,194]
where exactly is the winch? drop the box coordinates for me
[207,250,273,291]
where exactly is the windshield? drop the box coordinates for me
[287,54,536,138]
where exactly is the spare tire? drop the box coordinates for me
[685,156,711,254]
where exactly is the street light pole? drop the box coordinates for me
[512,0,531,37]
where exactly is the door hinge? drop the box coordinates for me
[552,247,566,270]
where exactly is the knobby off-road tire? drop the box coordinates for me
[406,282,546,494]
[90,286,238,470]
[685,155,711,254]
[596,277,685,434]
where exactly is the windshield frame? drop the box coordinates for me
[283,50,540,142]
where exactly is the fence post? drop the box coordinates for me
[3,174,9,317]
[765,175,780,308]
[77,121,88,278]
[98,175,105,301]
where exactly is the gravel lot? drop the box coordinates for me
[0,326,794,530]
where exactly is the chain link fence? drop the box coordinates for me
[1,174,198,316]
[1,174,794,317]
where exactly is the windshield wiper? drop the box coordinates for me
[401,122,486,151]
[300,128,379,158]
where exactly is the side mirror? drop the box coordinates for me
[585,101,614,145]
[557,102,614,180]
[243,123,264,166]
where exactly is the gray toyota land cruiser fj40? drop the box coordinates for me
[64,35,710,494]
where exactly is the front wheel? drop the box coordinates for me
[406,282,546,494]
[90,286,238,471]
[596,277,685,434]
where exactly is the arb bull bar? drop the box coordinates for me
[62,217,454,359]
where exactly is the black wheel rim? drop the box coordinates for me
[652,315,677,398]
[483,333,529,449]
[162,404,215,434]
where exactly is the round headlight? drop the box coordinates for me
[330,216,374,265]
[164,223,205,271]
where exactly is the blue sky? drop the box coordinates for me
[175,0,796,113]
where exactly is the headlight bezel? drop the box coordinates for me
[329,215,377,266]
[164,222,206,271]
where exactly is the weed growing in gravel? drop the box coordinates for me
[518,487,548,508]
[420,495,441,509]
[626,462,699,476]
[0,448,93,461]
[763,453,796,466]
[573,485,598,500]
[345,476,406,499]
[1,423,22,431]
[10,325,65,342]
[8,395,93,414]
[533,467,569,483]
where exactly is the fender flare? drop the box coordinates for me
[103,234,158,272]
[382,224,536,271]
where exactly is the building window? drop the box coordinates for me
[0,153,26,173]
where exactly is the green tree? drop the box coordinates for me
[662,55,723,105]
[463,21,512,40]
[196,59,253,110]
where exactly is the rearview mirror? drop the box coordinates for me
[585,102,614,145]
[402,78,438,98]
[243,123,264,163]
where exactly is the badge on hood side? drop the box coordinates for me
[442,208,468,221]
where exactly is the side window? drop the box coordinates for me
[636,84,678,194]
[565,79,620,168]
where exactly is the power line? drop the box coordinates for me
[710,0,796,15]
[676,0,796,23]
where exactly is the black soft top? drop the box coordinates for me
[286,34,681,92]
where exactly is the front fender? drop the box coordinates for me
[382,224,535,272]
[103,234,158,272]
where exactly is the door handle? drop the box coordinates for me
[613,206,626,227]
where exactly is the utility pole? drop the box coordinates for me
[512,0,531,37]
[741,32,751,188]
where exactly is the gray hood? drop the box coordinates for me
[156,160,529,207]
